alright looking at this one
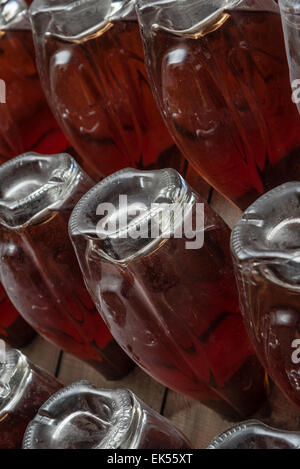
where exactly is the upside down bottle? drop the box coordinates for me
[69,168,268,419]
[0,152,134,379]
[23,381,192,449]
[0,0,69,162]
[28,0,200,188]
[231,182,300,411]
[136,0,300,210]
[0,3,40,349]
[0,342,62,449]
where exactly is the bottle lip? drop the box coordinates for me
[137,0,279,39]
[231,182,300,262]
[207,420,261,449]
[0,152,83,231]
[206,419,296,449]
[231,182,300,290]
[0,0,30,30]
[137,0,243,39]
[29,0,136,43]
[23,381,142,449]
[0,347,31,416]
[69,167,196,265]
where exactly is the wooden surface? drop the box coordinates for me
[21,185,300,449]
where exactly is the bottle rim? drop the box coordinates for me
[69,167,196,265]
[231,182,300,290]
[0,152,82,230]
[23,381,143,449]
[29,0,136,43]
[206,419,296,449]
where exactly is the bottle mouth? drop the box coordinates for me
[207,420,260,449]
[23,381,141,449]
[207,420,296,449]
[29,0,136,43]
[137,0,245,38]
[0,152,81,230]
[231,182,300,290]
[69,168,196,264]
[137,0,279,38]
[0,347,30,416]
[0,0,29,30]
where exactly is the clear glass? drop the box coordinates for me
[28,0,199,187]
[23,381,192,449]
[0,1,38,348]
[279,0,300,113]
[207,420,300,449]
[69,167,268,419]
[0,0,70,163]
[0,152,134,379]
[0,342,62,449]
[136,0,300,210]
[231,182,300,410]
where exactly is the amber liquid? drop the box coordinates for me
[237,265,300,411]
[96,206,267,419]
[41,20,200,187]
[0,211,134,380]
[147,9,300,210]
[0,282,35,348]
[0,29,69,163]
[1,363,62,449]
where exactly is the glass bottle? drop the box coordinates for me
[136,0,300,210]
[23,381,192,449]
[0,0,69,163]
[207,420,300,449]
[29,0,198,187]
[231,182,300,411]
[0,341,62,449]
[0,282,36,348]
[69,167,268,419]
[0,152,134,380]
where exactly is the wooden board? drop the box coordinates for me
[23,335,61,376]
[210,191,242,229]
[57,352,166,413]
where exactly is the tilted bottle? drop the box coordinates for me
[29,0,200,189]
[231,182,300,410]
[0,0,69,162]
[69,167,268,419]
[0,152,134,379]
[136,0,300,210]
[0,342,62,449]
